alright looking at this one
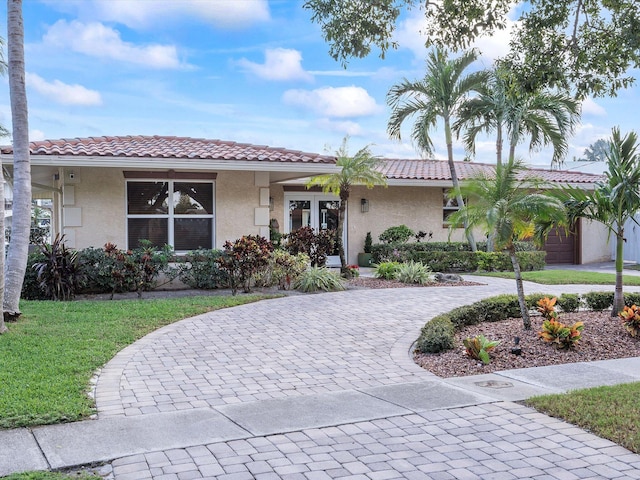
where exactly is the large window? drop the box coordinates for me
[127,180,214,250]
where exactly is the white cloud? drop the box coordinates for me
[237,49,313,82]
[315,118,363,136]
[27,73,102,106]
[30,130,46,141]
[394,7,518,65]
[42,0,270,30]
[282,86,381,118]
[581,98,607,116]
[43,20,186,69]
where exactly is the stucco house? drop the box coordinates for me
[0,135,610,266]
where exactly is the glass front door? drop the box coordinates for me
[286,194,344,267]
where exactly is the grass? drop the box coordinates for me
[473,269,640,285]
[2,473,98,479]
[0,294,277,429]
[527,382,640,454]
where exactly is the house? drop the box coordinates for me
[0,135,610,266]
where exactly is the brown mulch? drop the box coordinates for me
[414,311,640,378]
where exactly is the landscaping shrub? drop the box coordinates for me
[624,292,640,308]
[218,235,273,295]
[539,318,584,349]
[619,305,640,337]
[33,234,85,301]
[178,249,226,289]
[374,261,400,280]
[294,266,345,292]
[21,252,49,300]
[524,292,557,310]
[463,335,500,364]
[378,225,415,244]
[583,291,614,311]
[371,241,544,272]
[415,315,455,353]
[284,226,335,267]
[256,250,309,290]
[557,293,581,313]
[396,260,432,284]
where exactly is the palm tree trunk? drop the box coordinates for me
[5,0,31,320]
[509,245,531,329]
[496,122,503,166]
[337,192,350,278]
[613,230,625,316]
[445,120,476,252]
[0,165,5,334]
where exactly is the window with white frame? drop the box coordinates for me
[442,188,462,225]
[126,180,214,251]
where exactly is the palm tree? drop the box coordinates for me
[448,158,566,329]
[306,138,387,277]
[562,127,640,316]
[455,67,580,168]
[5,0,31,323]
[387,47,488,251]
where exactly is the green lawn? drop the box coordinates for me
[0,294,277,429]
[473,269,640,285]
[2,473,97,480]
[527,382,640,454]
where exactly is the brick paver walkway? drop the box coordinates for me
[96,278,640,479]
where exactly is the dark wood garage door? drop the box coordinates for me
[544,224,578,264]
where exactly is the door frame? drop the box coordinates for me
[283,192,347,267]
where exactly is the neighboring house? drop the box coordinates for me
[0,135,610,266]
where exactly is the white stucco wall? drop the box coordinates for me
[581,219,612,263]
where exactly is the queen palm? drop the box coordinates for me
[388,47,487,251]
[562,128,640,316]
[448,158,566,329]
[455,67,580,168]
[307,138,387,277]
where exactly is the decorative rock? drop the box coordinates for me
[433,272,463,283]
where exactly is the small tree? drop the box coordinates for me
[217,235,273,295]
[306,138,387,277]
[448,158,566,329]
[562,127,640,316]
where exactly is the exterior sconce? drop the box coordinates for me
[269,196,274,211]
[361,198,369,213]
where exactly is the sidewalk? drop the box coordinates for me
[2,272,640,479]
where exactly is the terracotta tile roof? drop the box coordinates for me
[0,135,337,164]
[379,159,603,184]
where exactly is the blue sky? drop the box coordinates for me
[0,0,638,167]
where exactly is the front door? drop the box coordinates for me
[285,194,344,267]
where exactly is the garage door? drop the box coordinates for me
[544,225,577,264]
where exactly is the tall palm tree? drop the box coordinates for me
[448,158,566,329]
[455,67,581,168]
[307,138,387,277]
[387,48,488,251]
[0,35,6,334]
[561,127,640,316]
[5,0,31,322]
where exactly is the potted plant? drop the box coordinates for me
[358,232,374,267]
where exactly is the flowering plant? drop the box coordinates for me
[346,264,360,277]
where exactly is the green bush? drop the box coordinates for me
[378,225,415,244]
[374,261,400,280]
[557,293,581,313]
[524,292,557,310]
[178,249,226,289]
[396,261,432,284]
[583,291,614,311]
[21,252,49,300]
[624,292,640,308]
[294,266,345,292]
[410,251,479,272]
[415,315,455,353]
[256,250,309,290]
[218,235,273,295]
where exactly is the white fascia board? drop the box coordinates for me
[28,155,340,174]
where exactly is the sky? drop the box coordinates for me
[0,0,638,169]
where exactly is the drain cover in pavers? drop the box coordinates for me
[361,380,494,411]
[0,429,49,477]
[216,390,411,436]
[33,408,249,469]
[498,362,638,392]
[443,373,560,401]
